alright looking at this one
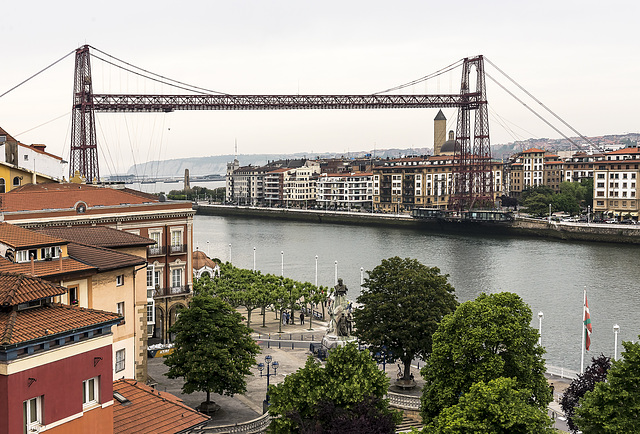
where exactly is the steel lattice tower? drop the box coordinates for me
[70,45,99,182]
[449,55,494,211]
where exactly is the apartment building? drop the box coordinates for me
[0,272,121,433]
[316,172,373,210]
[372,156,503,212]
[0,183,195,345]
[593,147,640,218]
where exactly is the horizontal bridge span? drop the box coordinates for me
[88,93,482,112]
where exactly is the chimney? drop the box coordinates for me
[31,144,46,152]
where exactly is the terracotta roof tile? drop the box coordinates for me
[35,226,154,248]
[192,251,218,270]
[607,147,640,155]
[113,379,209,433]
[0,256,96,278]
[0,222,67,249]
[522,148,546,154]
[0,272,66,306]
[0,303,121,346]
[67,243,146,271]
[0,183,158,212]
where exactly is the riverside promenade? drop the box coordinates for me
[147,307,571,432]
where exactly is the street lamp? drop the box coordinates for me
[253,247,256,272]
[229,243,232,264]
[206,240,210,257]
[315,255,318,287]
[281,251,284,276]
[334,261,338,286]
[257,355,279,413]
[614,324,620,361]
[360,267,364,291]
[538,311,544,346]
[548,203,552,223]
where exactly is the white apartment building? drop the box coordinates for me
[317,172,373,209]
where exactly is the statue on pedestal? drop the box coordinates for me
[322,278,356,351]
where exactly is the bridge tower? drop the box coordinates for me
[449,55,493,211]
[70,45,99,182]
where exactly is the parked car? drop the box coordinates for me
[620,219,636,225]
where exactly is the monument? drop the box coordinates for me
[322,278,357,350]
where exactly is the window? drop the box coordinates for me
[116,275,124,286]
[69,286,79,306]
[0,178,4,193]
[16,250,29,263]
[149,231,162,253]
[171,230,182,247]
[171,268,183,288]
[147,301,155,325]
[13,176,21,187]
[83,377,99,407]
[115,349,125,373]
[117,301,124,319]
[23,396,42,432]
[40,246,60,260]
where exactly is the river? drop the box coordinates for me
[193,213,640,373]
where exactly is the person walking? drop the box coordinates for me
[300,312,305,325]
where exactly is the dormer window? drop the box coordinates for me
[40,246,60,260]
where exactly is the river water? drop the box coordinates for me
[193,213,640,373]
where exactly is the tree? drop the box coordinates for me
[164,294,260,409]
[560,354,611,433]
[268,342,401,433]
[420,292,550,424]
[353,257,458,382]
[574,340,640,433]
[431,377,554,433]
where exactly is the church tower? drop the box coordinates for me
[433,110,447,155]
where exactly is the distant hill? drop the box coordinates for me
[125,133,639,176]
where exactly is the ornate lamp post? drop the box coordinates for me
[257,355,279,413]
[614,324,620,361]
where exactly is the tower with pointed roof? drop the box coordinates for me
[434,110,447,156]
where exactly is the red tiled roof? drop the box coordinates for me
[19,143,63,161]
[545,161,564,165]
[0,222,67,249]
[522,148,546,154]
[607,147,640,155]
[35,226,154,248]
[0,256,96,278]
[0,272,66,306]
[67,243,146,271]
[0,183,158,212]
[113,379,209,433]
[0,303,121,346]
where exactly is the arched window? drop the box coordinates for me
[0,178,5,193]
[12,176,20,187]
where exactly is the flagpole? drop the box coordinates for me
[581,286,586,373]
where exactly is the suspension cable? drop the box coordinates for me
[373,58,464,95]
[485,57,600,152]
[485,72,580,148]
[0,50,76,99]
[89,45,229,95]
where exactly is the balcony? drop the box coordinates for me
[153,285,191,298]
[169,243,187,254]
[147,245,166,257]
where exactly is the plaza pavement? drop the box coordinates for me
[146,308,571,432]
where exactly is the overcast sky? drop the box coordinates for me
[1,1,638,175]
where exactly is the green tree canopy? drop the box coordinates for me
[420,292,550,424]
[353,257,458,382]
[574,340,640,433]
[164,294,260,405]
[268,342,400,433]
[431,377,554,433]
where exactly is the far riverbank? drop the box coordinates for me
[194,203,640,245]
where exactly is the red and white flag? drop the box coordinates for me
[584,294,593,351]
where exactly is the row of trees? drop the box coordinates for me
[166,185,225,201]
[520,179,594,216]
[194,262,329,331]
